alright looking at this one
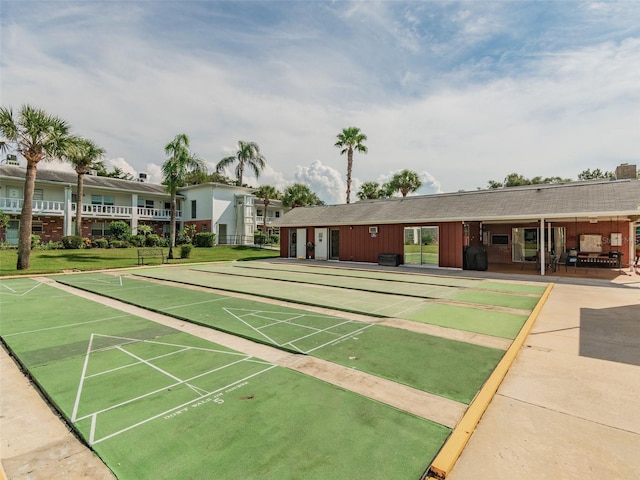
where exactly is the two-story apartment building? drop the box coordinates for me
[0,164,286,245]
[178,183,285,244]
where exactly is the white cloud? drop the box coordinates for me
[294,160,345,204]
[2,2,638,198]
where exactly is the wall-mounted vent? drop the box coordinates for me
[369,226,378,234]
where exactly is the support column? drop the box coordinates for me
[540,217,546,276]
[131,194,138,235]
[63,187,73,236]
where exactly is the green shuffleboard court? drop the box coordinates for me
[131,264,539,339]
[56,273,505,403]
[1,278,451,480]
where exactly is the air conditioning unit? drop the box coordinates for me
[138,172,148,182]
[369,226,378,234]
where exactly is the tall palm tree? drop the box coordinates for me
[65,137,105,236]
[335,126,368,204]
[282,183,324,208]
[387,169,423,197]
[162,134,206,259]
[0,105,72,270]
[254,185,281,233]
[216,140,265,187]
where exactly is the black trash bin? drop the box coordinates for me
[465,246,488,271]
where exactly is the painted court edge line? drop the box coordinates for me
[424,282,554,479]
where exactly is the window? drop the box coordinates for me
[146,200,154,208]
[91,195,114,205]
[33,189,44,201]
[164,202,171,210]
[91,222,110,237]
[491,234,509,245]
[275,211,280,218]
[32,221,43,234]
[191,200,197,219]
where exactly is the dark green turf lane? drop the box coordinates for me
[1,277,451,480]
[131,266,534,339]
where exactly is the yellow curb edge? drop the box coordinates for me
[426,282,555,479]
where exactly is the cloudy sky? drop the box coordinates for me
[2,1,638,203]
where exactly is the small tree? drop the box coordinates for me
[282,183,324,208]
[254,185,281,233]
[109,221,130,240]
[387,169,423,197]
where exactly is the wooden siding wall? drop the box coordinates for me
[281,223,465,269]
[338,224,405,263]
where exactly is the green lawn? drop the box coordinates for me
[0,245,279,276]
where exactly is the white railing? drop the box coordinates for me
[79,204,133,218]
[0,197,65,215]
[1,197,182,221]
[256,216,276,225]
[137,207,179,220]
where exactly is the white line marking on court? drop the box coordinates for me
[75,355,254,422]
[0,283,17,293]
[116,345,183,382]
[223,307,280,346]
[185,383,210,396]
[163,296,228,310]
[89,414,97,445]
[72,335,96,422]
[302,324,375,354]
[0,281,41,296]
[86,347,191,379]
[2,314,131,337]
[90,364,277,446]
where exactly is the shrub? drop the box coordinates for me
[194,232,216,247]
[109,221,131,240]
[180,244,192,258]
[254,232,266,245]
[269,234,279,244]
[61,235,84,249]
[129,234,146,247]
[145,234,162,247]
[137,224,153,236]
[92,238,109,248]
[109,240,130,248]
[31,234,41,249]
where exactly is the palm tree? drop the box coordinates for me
[335,126,368,204]
[254,185,281,233]
[282,183,324,208]
[216,140,265,187]
[357,181,389,200]
[387,169,423,197]
[162,134,206,259]
[65,137,105,236]
[0,105,72,270]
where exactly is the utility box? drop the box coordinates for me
[378,253,402,266]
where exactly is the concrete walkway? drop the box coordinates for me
[448,277,640,479]
[1,267,639,479]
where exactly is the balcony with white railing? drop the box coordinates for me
[256,216,277,226]
[137,207,179,220]
[0,197,65,215]
[0,197,180,222]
